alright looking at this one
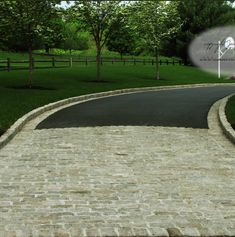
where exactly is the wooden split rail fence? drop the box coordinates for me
[0,57,185,71]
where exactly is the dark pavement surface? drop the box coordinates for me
[36,86,235,129]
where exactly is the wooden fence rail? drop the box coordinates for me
[0,57,184,71]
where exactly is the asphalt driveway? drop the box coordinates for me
[36,86,235,129]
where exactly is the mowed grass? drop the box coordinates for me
[226,95,235,128]
[0,61,234,135]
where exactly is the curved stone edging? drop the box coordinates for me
[218,93,235,144]
[0,83,235,150]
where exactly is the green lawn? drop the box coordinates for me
[226,95,235,129]
[0,61,234,136]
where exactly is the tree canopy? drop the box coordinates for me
[72,0,127,81]
[131,1,181,79]
[0,0,63,87]
[172,0,235,62]
[61,22,89,54]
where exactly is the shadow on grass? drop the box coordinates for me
[83,80,115,83]
[6,85,56,90]
[134,75,166,81]
[0,66,68,71]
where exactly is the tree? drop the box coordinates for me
[73,0,126,81]
[106,22,136,59]
[43,16,65,54]
[132,1,181,80]
[0,0,62,88]
[174,0,235,63]
[61,22,89,54]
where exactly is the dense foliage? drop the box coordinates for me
[61,22,89,54]
[0,0,63,87]
[165,0,235,62]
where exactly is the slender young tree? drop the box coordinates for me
[132,1,181,80]
[73,0,126,82]
[0,0,62,88]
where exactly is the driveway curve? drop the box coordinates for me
[36,86,235,129]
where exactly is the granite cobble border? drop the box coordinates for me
[218,93,235,144]
[0,83,235,150]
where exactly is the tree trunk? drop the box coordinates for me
[184,56,188,66]
[155,49,160,80]
[28,47,33,88]
[45,47,50,54]
[96,45,101,82]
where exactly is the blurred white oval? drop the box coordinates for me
[189,26,235,76]
[225,37,235,49]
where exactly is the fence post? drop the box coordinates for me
[143,59,146,65]
[123,59,126,65]
[166,60,169,65]
[69,57,73,68]
[173,59,175,65]
[160,60,162,65]
[7,58,10,71]
[112,59,114,65]
[152,59,154,65]
[32,58,35,69]
[52,57,55,67]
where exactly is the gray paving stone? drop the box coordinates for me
[179,227,200,236]
[148,227,169,236]
[0,100,235,236]
[167,228,182,237]
[100,227,118,237]
[132,228,149,236]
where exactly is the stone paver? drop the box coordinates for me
[0,100,235,236]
